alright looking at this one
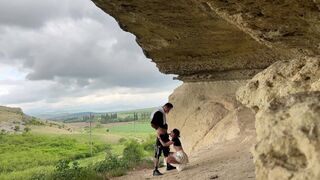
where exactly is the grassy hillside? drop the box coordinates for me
[0,106,25,123]
[0,121,155,180]
[0,106,43,133]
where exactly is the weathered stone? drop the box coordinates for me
[167,81,255,154]
[92,1,320,179]
[92,0,319,81]
[254,92,320,180]
[204,0,320,57]
[237,57,320,111]
[92,0,310,81]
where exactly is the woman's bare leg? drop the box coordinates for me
[166,155,180,164]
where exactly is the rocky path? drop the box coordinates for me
[113,135,255,180]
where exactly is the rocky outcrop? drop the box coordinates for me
[167,81,255,154]
[0,106,30,133]
[93,0,319,81]
[237,57,320,180]
[0,106,24,123]
[237,57,320,112]
[254,92,320,180]
[92,1,320,179]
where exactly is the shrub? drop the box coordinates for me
[51,160,99,180]
[94,153,125,174]
[141,135,156,152]
[118,137,127,144]
[122,140,144,167]
[0,129,6,135]
[95,123,103,128]
[24,127,31,133]
[14,125,20,132]
[25,117,45,126]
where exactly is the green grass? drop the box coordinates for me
[108,122,153,133]
[0,165,55,180]
[0,134,106,173]
[0,121,154,180]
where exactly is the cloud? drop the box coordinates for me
[0,0,103,28]
[0,0,181,114]
[0,1,175,88]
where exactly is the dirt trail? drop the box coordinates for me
[113,135,255,180]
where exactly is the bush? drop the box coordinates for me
[95,123,103,128]
[24,127,31,133]
[118,137,127,144]
[51,160,99,180]
[94,153,125,174]
[142,135,156,152]
[13,125,20,132]
[122,140,144,167]
[0,129,6,135]
[25,117,45,126]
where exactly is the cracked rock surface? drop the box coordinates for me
[254,92,320,180]
[237,57,320,180]
[167,81,255,154]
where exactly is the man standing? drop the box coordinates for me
[151,102,175,176]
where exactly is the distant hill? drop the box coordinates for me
[36,107,156,123]
[0,105,43,133]
[0,106,26,123]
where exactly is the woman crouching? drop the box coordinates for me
[157,128,189,171]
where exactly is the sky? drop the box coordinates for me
[0,0,181,115]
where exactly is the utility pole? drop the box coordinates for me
[89,113,93,156]
[133,112,136,133]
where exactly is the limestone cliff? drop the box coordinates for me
[92,0,319,81]
[254,92,320,180]
[92,1,320,179]
[237,57,320,180]
[237,57,320,112]
[167,81,255,154]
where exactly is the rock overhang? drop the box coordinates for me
[92,0,320,81]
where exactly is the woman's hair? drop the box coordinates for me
[172,128,180,137]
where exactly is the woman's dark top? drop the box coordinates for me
[172,137,182,147]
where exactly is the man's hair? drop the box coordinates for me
[172,128,180,137]
[164,102,173,109]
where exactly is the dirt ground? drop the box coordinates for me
[113,134,256,180]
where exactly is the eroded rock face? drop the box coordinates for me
[237,57,320,180]
[254,92,320,180]
[92,1,320,178]
[93,1,320,81]
[237,57,320,112]
[167,81,255,154]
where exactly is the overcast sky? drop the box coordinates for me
[0,0,181,115]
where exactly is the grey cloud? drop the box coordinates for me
[0,0,180,111]
[0,3,176,89]
[0,0,104,28]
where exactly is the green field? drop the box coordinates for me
[52,107,155,123]
[0,121,155,180]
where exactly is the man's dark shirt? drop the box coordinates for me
[172,137,182,147]
[151,111,168,130]
[151,110,169,144]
